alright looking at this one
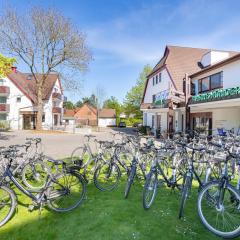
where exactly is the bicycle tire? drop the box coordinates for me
[143,170,158,210]
[47,172,86,212]
[93,162,121,191]
[178,175,192,219]
[22,161,49,190]
[71,147,91,168]
[124,164,136,199]
[0,185,16,227]
[197,181,240,238]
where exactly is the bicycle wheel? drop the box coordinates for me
[22,161,49,190]
[197,181,240,238]
[124,164,136,199]
[179,175,192,219]
[47,172,86,212]
[0,185,16,227]
[93,162,121,191]
[143,170,158,210]
[71,147,91,168]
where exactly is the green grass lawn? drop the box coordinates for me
[0,178,222,240]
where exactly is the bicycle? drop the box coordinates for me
[197,142,240,239]
[0,148,86,228]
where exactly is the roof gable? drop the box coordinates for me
[144,45,239,95]
[7,71,59,104]
[99,109,116,118]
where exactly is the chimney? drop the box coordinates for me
[12,66,17,73]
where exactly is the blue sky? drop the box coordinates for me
[1,0,240,103]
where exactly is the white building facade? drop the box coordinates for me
[0,70,64,130]
[141,45,240,136]
[189,53,240,135]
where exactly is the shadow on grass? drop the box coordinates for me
[0,180,221,240]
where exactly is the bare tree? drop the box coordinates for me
[94,85,106,109]
[0,7,92,130]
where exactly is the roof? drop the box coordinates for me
[98,109,116,118]
[64,109,76,118]
[142,45,239,102]
[190,52,240,78]
[7,71,60,104]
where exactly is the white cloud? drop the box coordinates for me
[85,0,240,66]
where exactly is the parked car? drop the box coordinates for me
[132,122,142,128]
[118,122,126,128]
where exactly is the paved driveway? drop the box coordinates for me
[0,128,135,159]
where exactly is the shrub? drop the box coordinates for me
[0,120,10,131]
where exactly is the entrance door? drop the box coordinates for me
[168,115,174,133]
[157,115,161,130]
[191,112,212,135]
[54,114,58,126]
[23,115,31,129]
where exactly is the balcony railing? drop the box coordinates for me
[0,104,10,113]
[189,86,240,105]
[0,86,10,96]
[52,107,62,114]
[52,92,62,100]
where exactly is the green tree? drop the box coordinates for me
[82,94,97,107]
[75,100,83,108]
[63,101,75,110]
[0,53,16,77]
[103,96,122,124]
[123,64,152,118]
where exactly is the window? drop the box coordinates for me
[159,73,162,82]
[87,111,91,115]
[0,97,6,103]
[198,72,223,94]
[16,97,21,103]
[152,76,155,86]
[0,114,6,120]
[210,72,222,89]
[0,79,5,86]
[42,115,45,122]
[152,94,156,103]
[152,115,154,128]
[200,77,210,92]
[156,75,158,84]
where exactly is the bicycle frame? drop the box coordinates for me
[5,167,51,203]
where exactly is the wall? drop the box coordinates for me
[74,104,97,125]
[43,78,63,129]
[201,51,229,67]
[5,77,33,130]
[98,118,116,127]
[143,111,168,131]
[143,68,172,103]
[212,108,240,134]
[192,59,240,94]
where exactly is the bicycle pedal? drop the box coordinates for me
[28,205,35,212]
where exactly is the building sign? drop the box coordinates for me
[190,87,240,104]
[154,90,169,106]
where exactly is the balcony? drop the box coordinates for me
[52,107,62,114]
[52,92,62,101]
[0,104,10,113]
[0,86,10,97]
